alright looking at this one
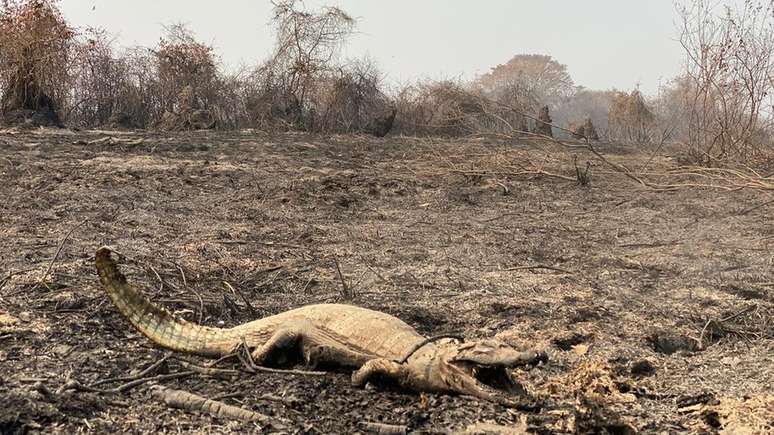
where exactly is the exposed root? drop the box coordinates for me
[152,385,271,423]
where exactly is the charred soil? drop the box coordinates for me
[0,129,772,433]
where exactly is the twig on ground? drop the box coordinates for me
[173,358,240,379]
[739,197,774,215]
[90,353,172,387]
[333,256,353,299]
[618,240,680,249]
[0,268,34,292]
[256,393,299,406]
[502,264,574,274]
[60,371,194,395]
[351,269,370,292]
[177,264,204,323]
[31,219,88,292]
[256,241,304,250]
[223,281,257,317]
[696,305,759,349]
[720,305,758,323]
[111,371,194,393]
[476,212,522,223]
[365,264,394,288]
[149,266,165,292]
[152,385,271,423]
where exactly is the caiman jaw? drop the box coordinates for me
[439,340,548,404]
[471,366,524,395]
[441,361,525,403]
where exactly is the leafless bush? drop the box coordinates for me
[677,0,774,164]
[0,0,73,126]
[307,57,394,135]
[393,79,571,138]
[216,61,301,131]
[392,80,490,136]
[153,24,221,130]
[213,0,392,135]
[116,47,164,128]
[67,28,139,128]
[266,0,355,128]
[643,76,696,146]
[66,22,223,130]
[213,67,264,129]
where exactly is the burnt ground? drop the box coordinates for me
[0,128,772,434]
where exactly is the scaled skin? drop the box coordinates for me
[95,247,546,405]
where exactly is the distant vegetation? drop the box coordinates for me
[0,0,771,164]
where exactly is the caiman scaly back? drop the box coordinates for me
[95,246,547,406]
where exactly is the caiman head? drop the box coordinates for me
[428,339,547,405]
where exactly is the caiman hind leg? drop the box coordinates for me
[248,320,310,367]
[249,320,373,369]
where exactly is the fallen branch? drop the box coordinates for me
[59,371,194,395]
[111,371,194,393]
[472,97,774,192]
[739,197,774,215]
[152,385,271,423]
[696,305,760,349]
[223,281,257,317]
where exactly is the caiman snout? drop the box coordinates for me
[439,340,547,405]
[451,340,548,367]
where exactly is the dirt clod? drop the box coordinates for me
[646,331,697,355]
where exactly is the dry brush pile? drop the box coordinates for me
[0,0,396,135]
[0,0,73,126]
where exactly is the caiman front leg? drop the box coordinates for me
[351,358,410,388]
[249,320,373,369]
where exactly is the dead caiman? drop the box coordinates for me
[95,247,547,405]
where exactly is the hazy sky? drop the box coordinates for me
[58,1,692,95]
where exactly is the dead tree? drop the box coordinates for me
[572,118,599,141]
[534,105,553,137]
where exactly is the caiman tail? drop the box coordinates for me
[95,247,238,357]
